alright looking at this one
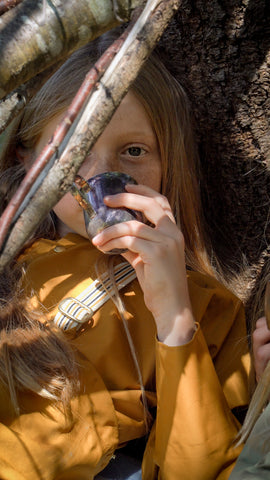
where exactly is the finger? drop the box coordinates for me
[125,184,175,222]
[255,343,270,363]
[121,250,141,268]
[253,324,270,349]
[92,218,179,254]
[92,219,183,248]
[256,316,268,329]
[254,343,270,379]
[94,234,157,260]
[104,192,175,227]
[120,252,145,282]
[93,231,185,284]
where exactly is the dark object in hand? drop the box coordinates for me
[71,171,143,253]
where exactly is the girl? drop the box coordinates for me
[0,30,250,480]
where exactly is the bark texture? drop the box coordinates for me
[158,0,270,307]
[0,0,143,99]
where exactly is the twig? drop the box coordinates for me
[0,0,181,270]
[0,0,23,16]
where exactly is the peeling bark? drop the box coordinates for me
[0,0,144,99]
[0,59,65,132]
[0,0,23,15]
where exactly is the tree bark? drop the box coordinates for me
[0,0,23,16]
[158,0,270,306]
[0,59,65,133]
[0,0,143,99]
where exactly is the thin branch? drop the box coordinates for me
[0,0,23,16]
[0,0,181,270]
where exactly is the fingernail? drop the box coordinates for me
[92,233,101,244]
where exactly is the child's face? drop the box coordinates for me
[34,91,162,238]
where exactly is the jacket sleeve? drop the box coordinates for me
[142,327,246,480]
[142,273,250,480]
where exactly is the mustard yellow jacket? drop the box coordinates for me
[0,234,250,480]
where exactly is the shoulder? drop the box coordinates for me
[187,270,243,317]
[187,270,246,346]
[20,233,92,264]
[19,234,104,317]
[20,233,100,285]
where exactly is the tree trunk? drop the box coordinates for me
[159,0,270,307]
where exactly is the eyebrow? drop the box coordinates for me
[120,131,157,141]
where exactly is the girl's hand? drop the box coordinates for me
[253,316,270,381]
[92,184,196,346]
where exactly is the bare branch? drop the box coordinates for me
[0,0,23,16]
[0,0,181,270]
[0,0,144,100]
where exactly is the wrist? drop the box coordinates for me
[157,310,197,346]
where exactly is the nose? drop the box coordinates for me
[79,150,119,179]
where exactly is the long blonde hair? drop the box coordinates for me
[0,28,215,411]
